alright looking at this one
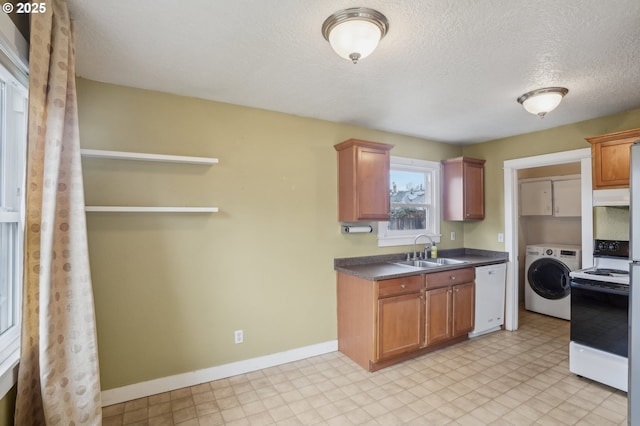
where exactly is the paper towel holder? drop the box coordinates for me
[341,224,373,234]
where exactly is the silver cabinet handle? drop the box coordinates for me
[400,284,406,289]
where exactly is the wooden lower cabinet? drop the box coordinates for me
[452,282,475,335]
[377,292,421,360]
[337,267,475,371]
[425,272,475,347]
[425,286,452,345]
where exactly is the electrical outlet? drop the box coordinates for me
[234,330,243,344]
[498,233,504,243]
[450,231,456,240]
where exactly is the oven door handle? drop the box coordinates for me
[570,280,629,296]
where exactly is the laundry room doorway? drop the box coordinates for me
[503,148,592,331]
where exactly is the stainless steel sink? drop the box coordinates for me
[427,258,468,265]
[394,258,468,269]
[394,260,440,268]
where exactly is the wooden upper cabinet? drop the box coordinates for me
[334,139,393,222]
[587,128,640,189]
[442,157,486,221]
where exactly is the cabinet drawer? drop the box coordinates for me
[378,275,422,297]
[425,268,474,289]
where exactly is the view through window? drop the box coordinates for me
[389,169,430,231]
[378,157,440,246]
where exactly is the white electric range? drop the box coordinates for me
[569,239,629,391]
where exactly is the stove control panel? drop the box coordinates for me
[594,239,629,258]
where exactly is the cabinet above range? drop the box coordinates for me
[587,128,640,190]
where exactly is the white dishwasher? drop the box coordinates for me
[469,263,507,338]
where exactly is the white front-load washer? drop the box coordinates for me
[524,244,581,320]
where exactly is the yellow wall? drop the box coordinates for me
[78,77,640,391]
[461,108,640,250]
[6,0,29,39]
[518,163,581,179]
[0,386,15,426]
[76,78,463,390]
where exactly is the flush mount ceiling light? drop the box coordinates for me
[517,87,569,118]
[322,7,389,64]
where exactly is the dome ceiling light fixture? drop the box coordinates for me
[321,7,389,64]
[517,87,569,118]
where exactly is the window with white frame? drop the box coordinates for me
[0,63,27,381]
[378,156,440,247]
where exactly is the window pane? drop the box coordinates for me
[388,206,427,231]
[0,222,16,336]
[380,156,440,247]
[424,171,432,204]
[0,80,5,207]
[390,170,426,203]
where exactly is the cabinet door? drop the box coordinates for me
[442,157,485,221]
[463,160,485,220]
[355,146,390,220]
[424,287,452,346]
[553,179,581,217]
[452,282,475,336]
[377,292,421,360]
[520,180,552,215]
[593,140,632,189]
[587,129,640,189]
[335,139,393,222]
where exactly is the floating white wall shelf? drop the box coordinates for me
[85,206,218,213]
[81,148,219,213]
[80,149,218,165]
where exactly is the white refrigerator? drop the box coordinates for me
[629,141,640,423]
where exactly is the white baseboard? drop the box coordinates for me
[101,340,338,407]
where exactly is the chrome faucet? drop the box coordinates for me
[413,234,434,260]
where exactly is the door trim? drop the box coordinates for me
[503,148,592,330]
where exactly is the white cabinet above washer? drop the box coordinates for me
[520,177,581,217]
[552,179,581,217]
[520,180,552,215]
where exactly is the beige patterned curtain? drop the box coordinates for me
[14,0,102,424]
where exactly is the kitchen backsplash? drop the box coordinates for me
[594,206,630,240]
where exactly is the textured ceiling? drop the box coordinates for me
[67,0,640,144]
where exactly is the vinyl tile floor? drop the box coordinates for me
[103,309,628,425]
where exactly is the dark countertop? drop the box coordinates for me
[334,248,509,281]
